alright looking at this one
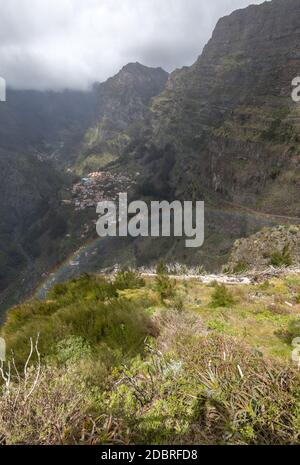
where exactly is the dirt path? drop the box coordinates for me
[141,266,300,285]
[141,272,252,285]
[219,198,300,224]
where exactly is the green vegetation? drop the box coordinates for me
[155,263,175,301]
[270,246,292,267]
[232,261,249,274]
[2,273,155,366]
[210,284,235,308]
[77,152,119,175]
[0,271,300,445]
[286,319,300,343]
[226,226,300,273]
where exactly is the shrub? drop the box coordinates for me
[155,274,175,302]
[1,275,156,365]
[156,262,168,276]
[113,268,145,291]
[1,308,300,445]
[101,334,300,445]
[53,336,92,365]
[0,364,98,445]
[286,319,300,343]
[2,273,300,445]
[154,262,176,302]
[232,261,248,274]
[48,274,117,304]
[210,284,235,308]
[270,246,292,267]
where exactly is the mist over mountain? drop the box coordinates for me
[0,0,264,90]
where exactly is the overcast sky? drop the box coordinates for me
[0,0,265,91]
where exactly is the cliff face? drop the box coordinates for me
[97,63,169,126]
[137,0,300,215]
[225,224,300,272]
[76,63,168,173]
[0,150,63,302]
[0,88,96,305]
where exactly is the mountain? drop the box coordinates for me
[75,63,168,173]
[0,151,61,304]
[2,0,300,446]
[0,87,98,310]
[109,0,300,268]
[138,0,300,214]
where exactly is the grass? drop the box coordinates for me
[210,284,235,308]
[179,275,300,360]
[270,245,292,267]
[0,271,300,444]
[1,272,156,366]
[77,152,119,175]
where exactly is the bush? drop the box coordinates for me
[155,263,175,302]
[113,268,145,291]
[2,273,300,445]
[270,246,292,267]
[53,336,92,365]
[156,262,168,276]
[232,261,248,274]
[210,284,235,308]
[101,334,300,445]
[0,363,97,445]
[286,319,300,343]
[48,274,117,304]
[1,275,156,365]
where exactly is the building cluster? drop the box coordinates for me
[70,171,137,211]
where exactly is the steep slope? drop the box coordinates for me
[3,0,300,309]
[0,151,63,300]
[75,63,168,173]
[2,271,300,444]
[99,0,300,269]
[226,224,300,271]
[139,0,300,215]
[0,88,97,310]
[0,88,96,165]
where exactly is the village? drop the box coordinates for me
[62,170,139,211]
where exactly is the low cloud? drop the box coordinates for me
[0,0,264,91]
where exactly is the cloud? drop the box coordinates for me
[0,0,264,91]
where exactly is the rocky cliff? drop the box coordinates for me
[76,63,168,173]
[134,0,300,216]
